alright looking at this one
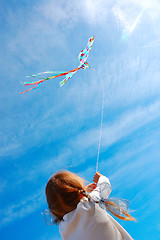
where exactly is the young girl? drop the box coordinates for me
[45,171,135,240]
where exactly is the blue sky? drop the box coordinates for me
[0,0,160,239]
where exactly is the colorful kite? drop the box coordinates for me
[20,36,95,94]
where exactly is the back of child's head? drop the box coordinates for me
[45,171,85,222]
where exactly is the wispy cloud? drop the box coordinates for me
[0,143,21,157]
[1,99,160,196]
[113,5,146,40]
[22,150,72,182]
[0,189,44,227]
[142,38,160,48]
[72,100,160,152]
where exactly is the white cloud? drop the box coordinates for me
[113,5,146,41]
[37,1,79,29]
[79,0,111,25]
[128,0,160,20]
[1,100,160,194]
[143,38,160,48]
[0,189,44,227]
[77,0,160,28]
[72,100,160,152]
[23,149,72,182]
[0,143,21,157]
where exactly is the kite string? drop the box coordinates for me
[96,85,104,172]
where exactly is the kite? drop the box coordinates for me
[20,36,95,94]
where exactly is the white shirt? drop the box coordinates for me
[59,176,133,240]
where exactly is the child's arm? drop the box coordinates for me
[93,171,102,183]
[84,183,97,193]
[93,172,111,186]
[90,172,111,200]
[84,172,103,193]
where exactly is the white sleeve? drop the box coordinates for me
[97,175,111,187]
[90,175,111,201]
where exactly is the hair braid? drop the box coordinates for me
[79,189,91,202]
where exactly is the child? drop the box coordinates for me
[45,171,135,240]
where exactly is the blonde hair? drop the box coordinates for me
[45,171,135,223]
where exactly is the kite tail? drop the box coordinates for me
[20,67,81,94]
[60,70,78,87]
[20,78,46,94]
[60,79,69,87]
[26,71,65,78]
[20,83,42,94]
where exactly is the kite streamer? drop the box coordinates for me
[20,36,95,94]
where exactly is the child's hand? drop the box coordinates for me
[93,172,102,183]
[84,183,97,192]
